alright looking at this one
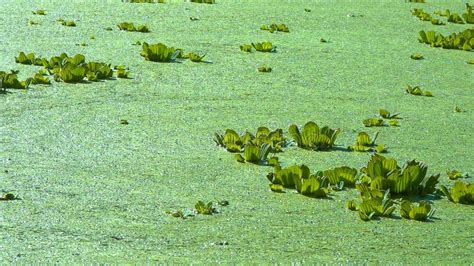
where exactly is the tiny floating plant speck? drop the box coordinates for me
[257,66,272,72]
[410,53,424,60]
[117,22,150,33]
[260,23,289,33]
[0,193,20,201]
[32,9,46,15]
[190,0,215,4]
[363,118,385,127]
[61,20,76,27]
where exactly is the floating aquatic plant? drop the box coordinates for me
[252,42,276,53]
[463,3,474,24]
[214,127,286,153]
[418,29,474,51]
[405,85,432,97]
[347,188,396,221]
[347,131,385,153]
[447,13,465,24]
[140,42,179,62]
[400,200,435,221]
[323,166,359,187]
[61,20,76,27]
[114,65,131,79]
[267,164,329,198]
[31,73,50,85]
[117,22,150,33]
[257,66,272,72]
[439,181,473,204]
[379,109,400,119]
[363,118,385,127]
[188,52,206,62]
[190,0,215,4]
[289,121,340,151]
[0,70,32,90]
[32,10,46,15]
[0,193,19,201]
[446,170,469,180]
[235,143,276,165]
[360,154,440,196]
[410,53,424,60]
[195,201,219,215]
[260,23,289,33]
[240,44,252,52]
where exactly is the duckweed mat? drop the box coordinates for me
[1,0,473,264]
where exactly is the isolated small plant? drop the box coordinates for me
[117,22,150,33]
[252,42,276,52]
[32,10,46,15]
[347,131,385,153]
[260,23,289,33]
[240,44,253,52]
[140,42,179,62]
[446,170,469,180]
[257,66,272,72]
[195,201,218,214]
[190,0,215,4]
[0,193,20,200]
[405,85,432,97]
[188,52,206,62]
[400,200,435,221]
[410,53,424,60]
[379,109,400,119]
[439,181,474,204]
[363,118,385,127]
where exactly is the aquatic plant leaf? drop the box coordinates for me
[0,193,19,200]
[447,170,468,180]
[448,13,465,24]
[346,200,357,211]
[252,42,276,52]
[257,66,272,72]
[0,71,32,89]
[62,20,76,27]
[32,10,46,15]
[31,73,50,85]
[195,201,216,215]
[269,184,284,193]
[140,42,179,62]
[240,44,252,52]
[188,52,206,62]
[363,118,385,127]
